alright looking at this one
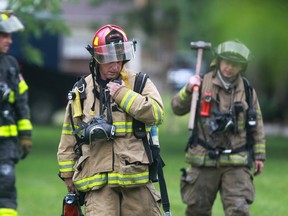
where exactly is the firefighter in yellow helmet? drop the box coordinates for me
[57,24,164,216]
[0,11,32,216]
[171,40,266,216]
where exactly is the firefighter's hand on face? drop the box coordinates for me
[254,160,264,176]
[64,178,76,193]
[185,75,202,94]
[19,135,32,159]
[107,80,125,97]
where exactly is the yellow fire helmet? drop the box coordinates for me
[0,10,24,33]
[215,40,251,64]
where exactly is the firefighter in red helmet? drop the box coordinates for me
[57,24,164,216]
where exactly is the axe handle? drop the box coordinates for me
[188,48,203,130]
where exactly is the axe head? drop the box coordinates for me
[190,41,212,50]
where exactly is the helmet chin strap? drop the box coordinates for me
[217,70,238,90]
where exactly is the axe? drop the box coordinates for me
[188,41,211,130]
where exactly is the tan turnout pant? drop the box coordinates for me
[181,166,255,216]
[84,182,162,216]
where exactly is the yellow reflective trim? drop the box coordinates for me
[0,125,18,137]
[59,160,75,165]
[59,167,74,172]
[0,208,18,216]
[114,121,131,133]
[113,121,151,133]
[151,99,164,125]
[61,123,74,135]
[58,160,75,172]
[74,171,149,191]
[62,130,73,135]
[185,153,205,165]
[8,91,15,103]
[120,90,138,112]
[74,173,108,191]
[19,80,28,94]
[179,85,190,101]
[237,120,245,130]
[108,171,149,185]
[256,109,262,120]
[185,153,249,166]
[254,143,265,154]
[219,154,248,165]
[17,119,32,131]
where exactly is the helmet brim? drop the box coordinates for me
[219,53,248,64]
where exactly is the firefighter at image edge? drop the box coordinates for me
[57,24,165,216]
[171,40,266,216]
[0,11,33,216]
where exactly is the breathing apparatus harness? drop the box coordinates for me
[187,73,257,167]
[67,46,116,156]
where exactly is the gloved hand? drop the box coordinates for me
[185,75,202,94]
[19,136,32,159]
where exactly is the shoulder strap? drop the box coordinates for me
[242,77,256,167]
[132,72,149,139]
[242,77,257,127]
[134,72,148,93]
[133,72,172,215]
[67,77,87,155]
[132,72,153,163]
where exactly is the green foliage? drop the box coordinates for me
[178,0,288,121]
[5,0,71,65]
[3,0,287,120]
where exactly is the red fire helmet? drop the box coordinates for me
[91,24,135,64]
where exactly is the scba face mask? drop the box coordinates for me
[78,115,115,144]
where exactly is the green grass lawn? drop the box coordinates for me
[16,123,288,216]
[16,96,288,216]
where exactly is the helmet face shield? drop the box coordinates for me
[216,41,250,64]
[0,15,24,33]
[93,41,135,64]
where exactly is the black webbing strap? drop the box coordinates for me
[157,157,171,215]
[196,137,248,154]
[132,72,153,164]
[242,77,256,167]
[133,72,171,215]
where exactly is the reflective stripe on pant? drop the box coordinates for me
[0,208,18,216]
[180,166,254,216]
[85,182,162,216]
[0,161,17,210]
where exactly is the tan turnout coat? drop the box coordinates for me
[171,71,266,167]
[57,68,164,192]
